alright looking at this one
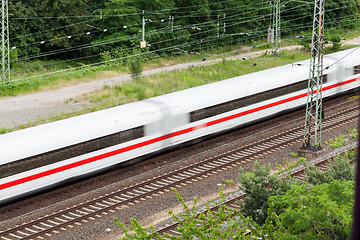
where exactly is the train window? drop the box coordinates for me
[1,126,144,179]
[190,78,320,123]
[355,65,360,75]
[323,74,327,83]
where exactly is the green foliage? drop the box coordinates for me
[296,33,312,51]
[324,128,357,147]
[304,151,356,185]
[113,149,356,240]
[326,134,349,148]
[10,0,359,60]
[114,217,163,240]
[347,128,358,138]
[298,157,307,167]
[222,179,234,185]
[115,188,251,239]
[9,0,101,57]
[238,161,292,225]
[274,157,307,175]
[290,152,298,158]
[330,34,342,51]
[0,127,8,135]
[128,49,144,80]
[263,180,354,240]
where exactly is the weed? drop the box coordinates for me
[347,128,358,138]
[275,156,307,175]
[0,127,8,135]
[290,152,298,157]
[328,134,349,148]
[299,157,307,167]
[222,179,234,185]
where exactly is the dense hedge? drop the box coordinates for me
[9,0,360,60]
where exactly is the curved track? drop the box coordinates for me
[0,104,358,240]
[156,144,356,236]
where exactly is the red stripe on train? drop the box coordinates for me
[1,77,358,190]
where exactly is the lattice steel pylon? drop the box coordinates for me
[302,0,325,151]
[271,0,281,55]
[1,0,10,84]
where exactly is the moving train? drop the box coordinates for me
[1,48,359,205]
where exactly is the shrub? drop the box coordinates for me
[128,49,143,80]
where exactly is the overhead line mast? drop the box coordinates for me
[302,0,325,153]
[271,0,281,55]
[1,0,10,84]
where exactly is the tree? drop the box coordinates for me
[258,180,354,240]
[9,0,97,58]
[305,151,355,185]
[237,161,291,225]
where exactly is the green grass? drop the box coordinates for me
[74,49,310,106]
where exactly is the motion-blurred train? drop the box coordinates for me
[1,48,359,205]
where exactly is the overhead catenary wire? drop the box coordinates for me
[10,0,348,58]
[12,0,348,55]
[10,5,358,74]
[11,1,340,63]
[12,6,274,61]
[10,12,144,20]
[10,3,273,51]
[7,1,358,78]
[10,12,358,78]
[325,46,360,70]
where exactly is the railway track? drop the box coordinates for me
[0,106,358,240]
[156,144,356,236]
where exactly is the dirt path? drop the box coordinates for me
[0,44,346,129]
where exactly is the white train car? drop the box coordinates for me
[1,48,359,204]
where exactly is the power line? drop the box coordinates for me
[10,19,96,41]
[11,0,346,58]
[12,8,273,61]
[11,4,358,71]
[10,13,143,20]
[8,2,359,78]
[11,12,358,78]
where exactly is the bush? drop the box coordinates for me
[128,49,143,80]
[331,34,341,51]
[238,161,292,225]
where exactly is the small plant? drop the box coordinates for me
[0,127,8,135]
[347,128,358,138]
[222,178,234,185]
[299,157,307,167]
[275,156,307,175]
[329,134,349,148]
[290,152,298,157]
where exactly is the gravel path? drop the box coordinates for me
[0,46,301,129]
